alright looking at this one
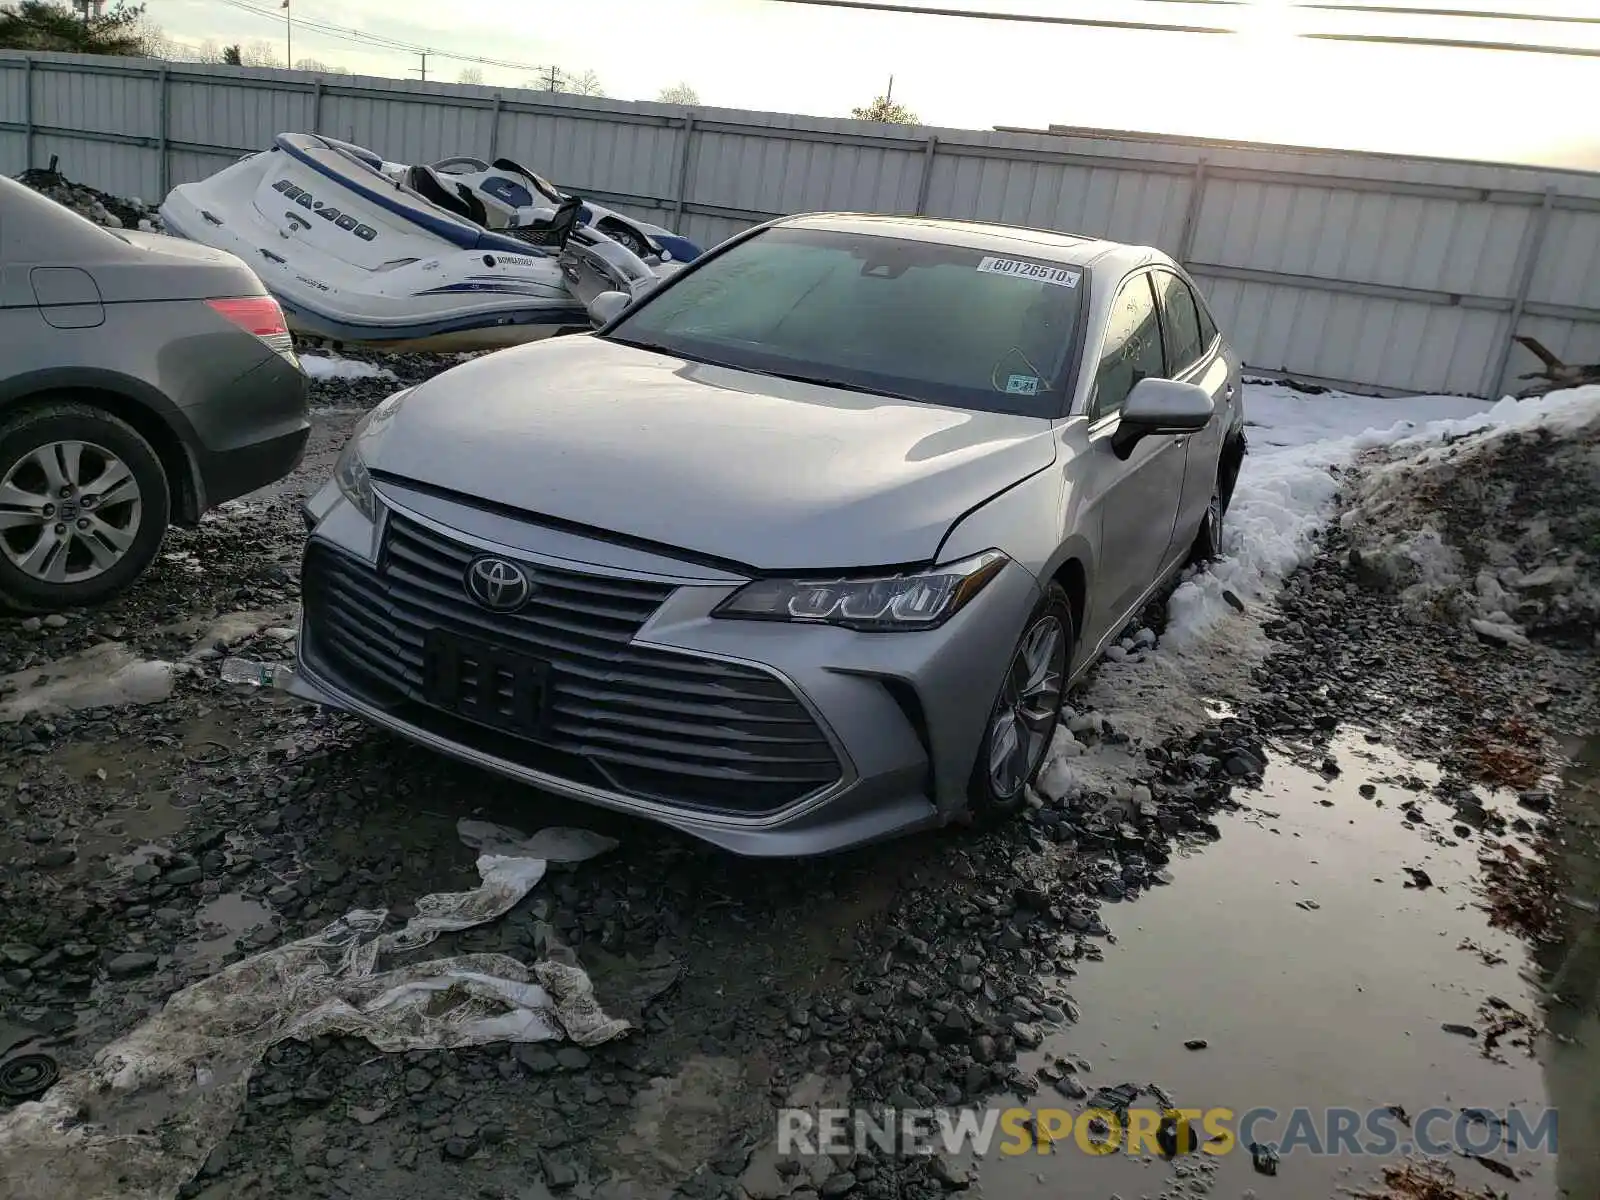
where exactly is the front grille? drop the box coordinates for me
[301,513,843,815]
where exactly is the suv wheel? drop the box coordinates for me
[968,583,1074,820]
[0,403,170,613]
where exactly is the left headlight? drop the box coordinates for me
[331,387,412,523]
[332,437,376,522]
[713,550,1009,632]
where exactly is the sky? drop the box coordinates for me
[147,0,1599,170]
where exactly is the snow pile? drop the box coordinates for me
[1039,382,1527,808]
[1038,381,1600,808]
[299,353,400,382]
[15,162,163,232]
[1162,384,1492,649]
[1339,384,1600,647]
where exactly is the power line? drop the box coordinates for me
[1306,29,1600,53]
[1138,0,1600,23]
[764,0,1237,35]
[761,0,1600,56]
[215,0,433,56]
[214,0,558,74]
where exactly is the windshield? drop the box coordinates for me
[605,225,1085,417]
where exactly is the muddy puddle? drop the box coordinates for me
[177,892,275,975]
[973,729,1596,1199]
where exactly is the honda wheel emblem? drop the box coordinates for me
[464,556,533,612]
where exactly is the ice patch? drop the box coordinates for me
[175,607,300,661]
[0,642,173,722]
[299,353,398,383]
[0,820,627,1200]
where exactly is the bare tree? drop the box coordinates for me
[238,37,282,68]
[565,68,604,97]
[658,82,699,106]
[195,37,223,62]
[457,65,484,85]
[130,12,177,58]
[522,66,603,96]
[295,57,348,73]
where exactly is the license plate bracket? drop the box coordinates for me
[422,628,551,737]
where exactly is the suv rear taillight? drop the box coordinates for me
[207,296,298,365]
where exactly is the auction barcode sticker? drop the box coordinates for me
[976,256,1080,288]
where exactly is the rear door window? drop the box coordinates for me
[1089,273,1164,421]
[1194,282,1219,350]
[1154,271,1205,375]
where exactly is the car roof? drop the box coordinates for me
[771,212,1160,275]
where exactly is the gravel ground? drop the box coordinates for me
[4,169,1596,1200]
[0,366,1593,1200]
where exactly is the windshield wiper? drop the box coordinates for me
[740,367,920,404]
[603,335,724,368]
[604,338,919,403]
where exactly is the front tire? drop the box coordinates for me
[0,403,170,614]
[968,583,1074,821]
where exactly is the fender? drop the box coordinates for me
[0,365,206,516]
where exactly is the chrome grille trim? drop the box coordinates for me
[301,513,844,815]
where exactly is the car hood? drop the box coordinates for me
[364,336,1057,571]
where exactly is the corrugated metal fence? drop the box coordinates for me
[3,49,1599,398]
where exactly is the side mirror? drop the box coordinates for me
[587,289,631,328]
[1111,378,1214,459]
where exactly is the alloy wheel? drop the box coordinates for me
[0,440,143,584]
[987,614,1068,799]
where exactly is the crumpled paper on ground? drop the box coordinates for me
[0,820,626,1200]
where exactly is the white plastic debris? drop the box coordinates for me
[0,820,625,1200]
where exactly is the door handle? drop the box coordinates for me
[1174,435,1188,445]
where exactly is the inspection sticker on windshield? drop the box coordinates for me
[1005,375,1040,395]
[976,256,1080,288]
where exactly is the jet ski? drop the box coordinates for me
[420,154,704,267]
[158,133,666,352]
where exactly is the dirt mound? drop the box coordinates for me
[14,157,163,232]
[1339,386,1600,650]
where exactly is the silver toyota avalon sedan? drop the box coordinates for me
[293,213,1247,856]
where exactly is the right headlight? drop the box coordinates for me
[712,551,1009,632]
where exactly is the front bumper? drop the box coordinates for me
[293,479,1041,857]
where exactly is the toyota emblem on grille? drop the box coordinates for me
[465,556,533,612]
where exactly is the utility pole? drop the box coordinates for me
[283,0,292,69]
[886,73,894,102]
[543,64,561,91]
[408,50,429,82]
